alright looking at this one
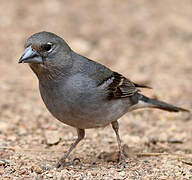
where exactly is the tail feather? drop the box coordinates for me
[134,93,189,112]
[133,83,152,89]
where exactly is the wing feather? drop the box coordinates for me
[102,72,139,99]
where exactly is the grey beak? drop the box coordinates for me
[19,46,43,64]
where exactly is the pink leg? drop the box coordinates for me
[56,128,85,168]
[111,121,126,166]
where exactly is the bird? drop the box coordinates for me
[18,31,189,168]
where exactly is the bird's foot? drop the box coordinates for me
[118,159,126,168]
[56,157,81,168]
[56,157,68,168]
[115,154,126,168]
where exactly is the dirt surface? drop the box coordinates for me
[0,0,192,179]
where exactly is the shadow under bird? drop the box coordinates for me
[18,31,189,168]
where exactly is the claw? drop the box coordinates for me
[117,154,126,168]
[72,157,81,165]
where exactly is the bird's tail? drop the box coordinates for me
[131,93,189,112]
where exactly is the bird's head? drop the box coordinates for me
[19,31,73,79]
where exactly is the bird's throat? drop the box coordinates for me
[29,63,67,82]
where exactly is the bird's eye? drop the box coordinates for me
[42,42,53,52]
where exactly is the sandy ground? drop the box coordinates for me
[0,0,192,179]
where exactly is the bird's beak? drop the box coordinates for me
[18,46,43,64]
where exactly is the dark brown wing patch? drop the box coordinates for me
[106,72,139,99]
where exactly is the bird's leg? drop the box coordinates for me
[56,128,85,168]
[111,121,126,166]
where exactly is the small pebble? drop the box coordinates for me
[45,130,61,145]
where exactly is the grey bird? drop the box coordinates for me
[18,31,189,167]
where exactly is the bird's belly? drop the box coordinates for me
[42,96,132,129]
[39,84,132,129]
[50,100,131,129]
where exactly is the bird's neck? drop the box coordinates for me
[29,63,70,84]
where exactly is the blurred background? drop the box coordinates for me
[0,0,192,179]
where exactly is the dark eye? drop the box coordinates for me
[42,42,53,52]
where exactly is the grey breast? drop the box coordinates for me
[39,73,133,129]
